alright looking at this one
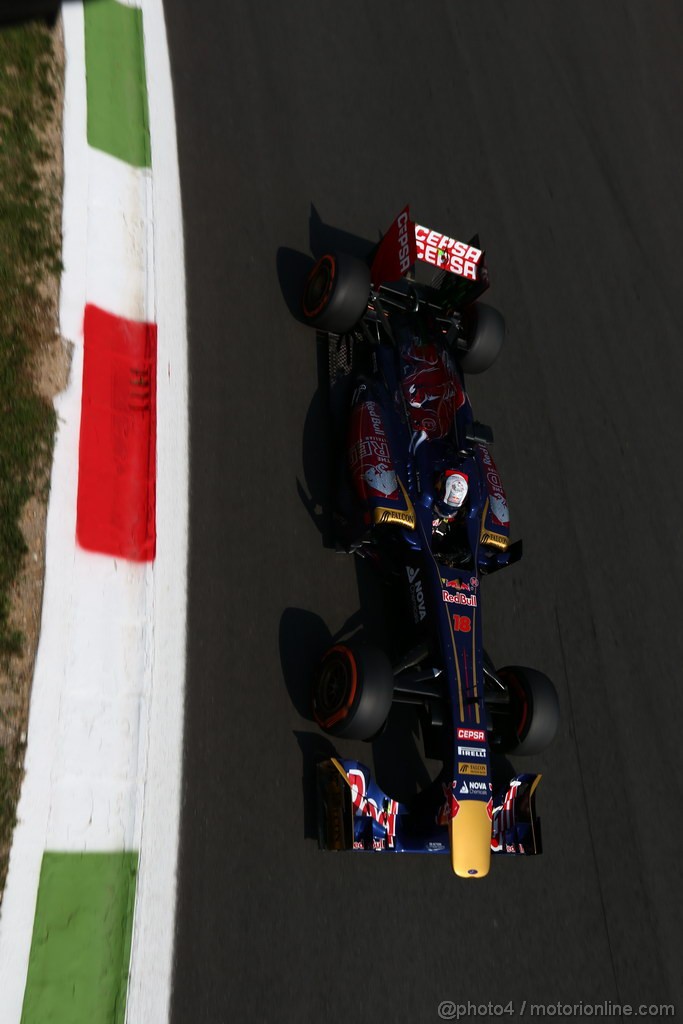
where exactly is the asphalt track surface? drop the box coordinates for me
[164,3,683,1020]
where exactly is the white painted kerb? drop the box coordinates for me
[0,1,189,1022]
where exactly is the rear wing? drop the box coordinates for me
[370,205,490,306]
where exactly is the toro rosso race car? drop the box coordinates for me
[300,207,560,878]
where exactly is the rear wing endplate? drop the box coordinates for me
[371,205,489,302]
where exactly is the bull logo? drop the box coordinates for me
[364,464,398,497]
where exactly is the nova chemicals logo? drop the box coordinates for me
[406,566,427,622]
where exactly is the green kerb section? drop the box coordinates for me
[84,0,151,168]
[21,851,138,1024]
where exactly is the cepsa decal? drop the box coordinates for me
[458,762,488,776]
[415,225,482,281]
[371,205,417,285]
[477,443,509,527]
[397,210,412,274]
[457,728,486,742]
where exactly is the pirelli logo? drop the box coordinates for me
[480,530,508,551]
[458,762,487,776]
[374,506,416,529]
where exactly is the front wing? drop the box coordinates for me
[317,758,542,864]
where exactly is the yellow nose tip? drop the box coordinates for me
[449,802,492,878]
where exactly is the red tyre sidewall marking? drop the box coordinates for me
[303,254,336,319]
[315,645,358,729]
[501,670,529,740]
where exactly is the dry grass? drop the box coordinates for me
[0,15,65,898]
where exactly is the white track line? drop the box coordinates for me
[124,0,188,1019]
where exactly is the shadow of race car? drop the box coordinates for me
[300,206,560,878]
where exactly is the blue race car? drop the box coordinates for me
[301,207,559,878]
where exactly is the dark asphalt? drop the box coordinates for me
[163,2,683,1021]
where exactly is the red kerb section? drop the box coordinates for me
[77,304,157,561]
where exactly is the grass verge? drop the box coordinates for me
[0,18,63,896]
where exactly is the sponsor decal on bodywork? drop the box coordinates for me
[456,778,489,796]
[415,224,482,281]
[400,341,465,442]
[467,780,489,794]
[480,529,508,551]
[477,444,508,525]
[436,780,461,826]
[458,762,488,776]
[347,766,399,848]
[349,399,416,529]
[371,205,417,285]
[374,505,416,528]
[442,588,477,607]
[443,576,478,591]
[457,728,486,742]
[490,774,542,856]
[406,565,427,622]
[348,400,399,500]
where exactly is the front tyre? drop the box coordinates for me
[496,665,560,756]
[312,641,394,741]
[302,252,371,333]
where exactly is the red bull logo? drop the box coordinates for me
[442,589,477,607]
[347,768,399,847]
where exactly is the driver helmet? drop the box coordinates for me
[434,470,469,521]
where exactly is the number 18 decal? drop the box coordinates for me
[452,614,471,633]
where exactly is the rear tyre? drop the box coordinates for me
[312,641,394,740]
[459,303,505,374]
[302,252,371,333]
[497,665,560,756]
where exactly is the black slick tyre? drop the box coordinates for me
[312,641,394,741]
[497,665,560,756]
[302,252,371,333]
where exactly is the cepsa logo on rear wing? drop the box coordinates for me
[371,205,483,287]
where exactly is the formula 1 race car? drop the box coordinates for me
[300,207,560,878]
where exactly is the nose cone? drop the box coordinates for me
[449,802,492,878]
